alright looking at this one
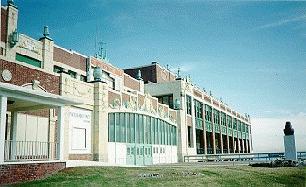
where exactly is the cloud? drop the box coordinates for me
[169,62,195,73]
[252,113,306,153]
[255,14,306,30]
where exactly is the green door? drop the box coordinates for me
[144,145,153,165]
[126,144,136,165]
[136,144,145,166]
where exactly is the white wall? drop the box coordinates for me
[68,107,92,154]
[16,113,48,142]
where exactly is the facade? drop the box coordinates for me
[125,62,252,161]
[0,0,252,184]
[0,1,178,184]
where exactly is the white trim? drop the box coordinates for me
[57,106,65,161]
[0,82,82,107]
[0,96,7,164]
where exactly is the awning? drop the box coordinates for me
[0,82,82,111]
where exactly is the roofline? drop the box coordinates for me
[124,62,177,77]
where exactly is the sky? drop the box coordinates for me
[11,0,306,151]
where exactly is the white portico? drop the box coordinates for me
[0,82,81,164]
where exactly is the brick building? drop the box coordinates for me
[0,0,252,184]
[0,1,178,184]
[125,62,252,161]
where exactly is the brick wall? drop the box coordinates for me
[123,74,140,91]
[151,98,157,111]
[124,63,176,84]
[1,8,7,43]
[108,91,121,105]
[124,65,157,83]
[169,110,177,121]
[21,108,50,118]
[138,94,144,107]
[122,93,130,104]
[0,60,60,94]
[0,162,65,184]
[155,65,176,83]
[91,57,124,77]
[53,47,87,71]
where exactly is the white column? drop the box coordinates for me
[57,106,65,161]
[0,96,8,163]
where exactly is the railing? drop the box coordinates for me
[207,148,213,154]
[4,140,59,162]
[184,152,306,163]
[197,148,205,154]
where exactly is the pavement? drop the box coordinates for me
[66,160,141,168]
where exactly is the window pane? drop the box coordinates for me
[130,113,135,143]
[120,113,126,142]
[115,113,120,142]
[108,113,115,142]
[135,114,139,143]
[127,113,131,143]
[140,115,144,144]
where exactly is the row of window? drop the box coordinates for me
[186,95,250,133]
[53,65,87,82]
[126,146,167,156]
[108,113,177,146]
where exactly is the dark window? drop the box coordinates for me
[53,65,64,73]
[186,95,192,115]
[213,109,220,124]
[80,75,87,82]
[233,119,237,129]
[157,94,174,109]
[194,99,203,119]
[68,70,77,78]
[227,116,232,128]
[187,126,193,147]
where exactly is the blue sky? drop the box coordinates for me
[14,0,306,119]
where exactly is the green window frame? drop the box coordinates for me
[16,53,41,68]
[233,118,237,129]
[227,115,232,128]
[108,112,178,147]
[238,120,241,131]
[213,109,220,124]
[205,105,212,122]
[194,99,203,119]
[221,112,226,126]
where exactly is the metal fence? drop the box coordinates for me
[184,152,306,162]
[4,140,59,162]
